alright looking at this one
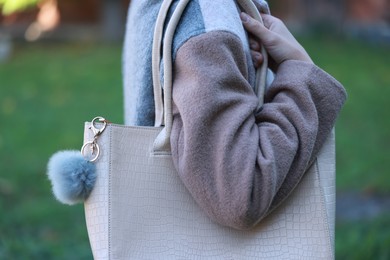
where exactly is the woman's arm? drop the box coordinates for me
[170,29,346,230]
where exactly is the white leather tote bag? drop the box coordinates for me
[83,0,335,259]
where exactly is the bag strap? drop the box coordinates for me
[152,0,174,128]
[152,0,268,153]
[236,0,268,108]
[153,0,190,153]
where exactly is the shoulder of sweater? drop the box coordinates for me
[176,30,248,70]
[179,30,245,53]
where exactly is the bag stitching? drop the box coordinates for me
[315,159,334,259]
[108,126,112,259]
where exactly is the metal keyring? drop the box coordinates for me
[91,116,107,136]
[81,141,100,162]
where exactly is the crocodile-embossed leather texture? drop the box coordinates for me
[84,123,335,259]
[84,123,109,259]
[317,129,336,247]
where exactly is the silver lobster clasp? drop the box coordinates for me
[90,116,107,137]
[81,116,108,162]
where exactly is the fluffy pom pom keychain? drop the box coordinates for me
[47,117,106,205]
[47,150,96,205]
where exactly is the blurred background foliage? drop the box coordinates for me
[1,0,389,259]
[0,0,40,15]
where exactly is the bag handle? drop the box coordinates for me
[152,0,268,153]
[152,0,174,128]
[236,0,269,108]
[152,0,190,153]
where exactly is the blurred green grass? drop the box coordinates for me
[0,37,389,258]
[300,36,390,193]
[336,214,390,260]
[0,43,123,259]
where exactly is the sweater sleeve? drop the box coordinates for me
[170,31,347,230]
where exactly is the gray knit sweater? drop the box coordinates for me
[123,0,347,230]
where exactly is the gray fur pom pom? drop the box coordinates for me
[47,150,96,205]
